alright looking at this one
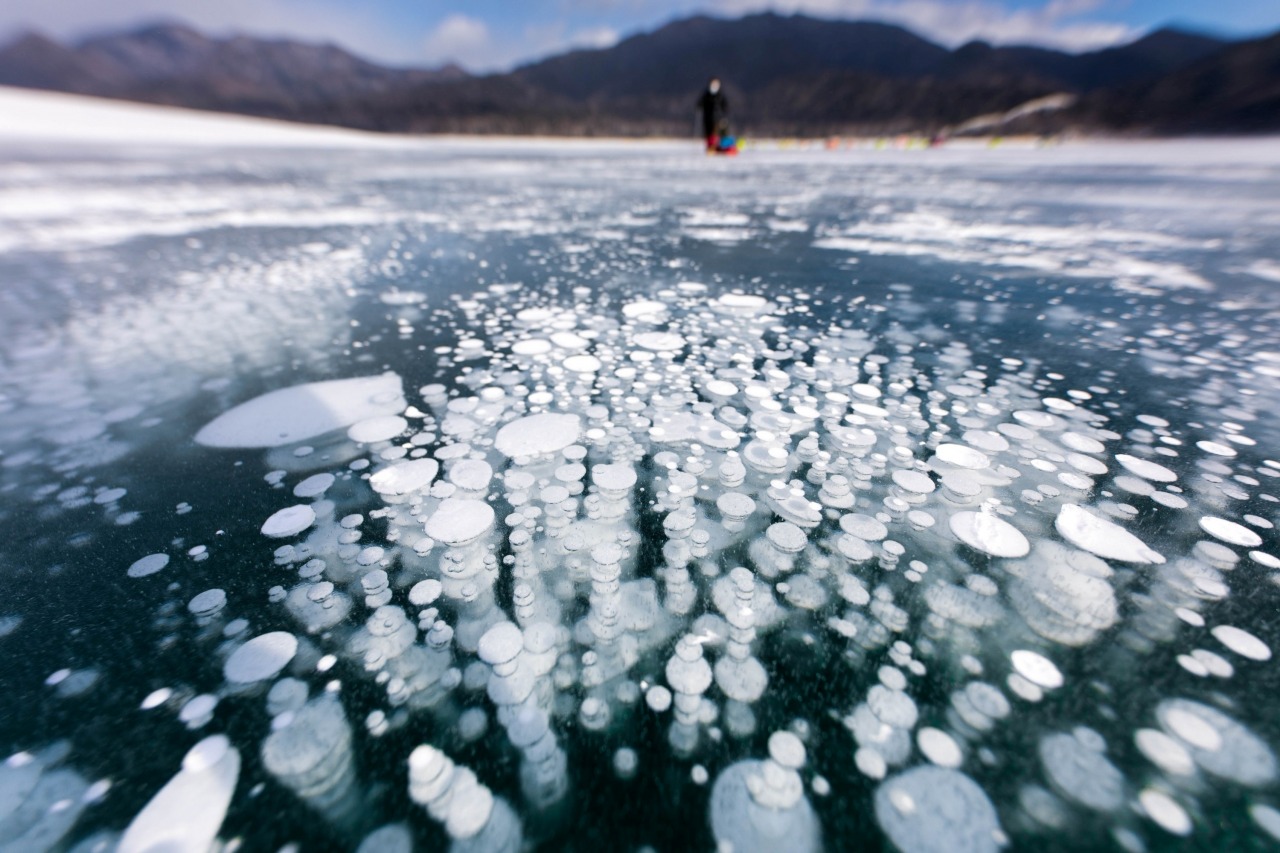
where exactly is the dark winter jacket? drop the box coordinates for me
[697,88,729,137]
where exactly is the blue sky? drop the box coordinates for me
[4,0,1278,71]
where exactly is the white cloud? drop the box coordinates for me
[709,0,1138,51]
[422,13,493,66]
[422,20,622,72]
[570,26,621,49]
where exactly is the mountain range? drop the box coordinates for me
[1,14,1276,136]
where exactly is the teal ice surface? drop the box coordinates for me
[0,137,1278,852]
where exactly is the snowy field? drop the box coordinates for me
[1,90,1280,852]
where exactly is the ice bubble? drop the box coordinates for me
[494,413,581,458]
[666,635,713,695]
[187,589,227,617]
[268,679,309,716]
[1178,654,1209,677]
[1113,475,1154,496]
[512,339,552,356]
[1161,705,1222,752]
[293,473,335,498]
[840,513,888,542]
[1060,432,1106,454]
[1139,788,1192,835]
[261,505,316,539]
[892,469,936,495]
[917,728,963,768]
[784,575,827,610]
[178,694,218,728]
[592,463,637,493]
[1013,410,1060,429]
[646,685,672,713]
[1252,804,1280,841]
[1134,729,1194,776]
[1150,491,1189,509]
[622,299,667,319]
[1252,551,1280,568]
[717,492,756,525]
[766,522,808,554]
[515,307,554,324]
[634,331,685,352]
[457,708,488,742]
[445,459,491,492]
[907,511,936,531]
[613,748,639,780]
[768,731,806,769]
[1191,648,1233,677]
[1115,454,1177,483]
[1039,731,1123,811]
[966,682,1010,720]
[875,766,1001,853]
[127,553,169,578]
[1198,516,1263,548]
[1066,454,1108,476]
[710,758,819,853]
[940,471,983,503]
[563,355,602,373]
[477,622,523,667]
[704,379,739,399]
[935,444,991,470]
[852,402,889,419]
[409,579,443,607]
[141,688,172,710]
[196,373,405,448]
[425,499,495,547]
[949,512,1030,558]
[1196,440,1236,458]
[868,685,918,729]
[369,458,439,496]
[959,430,1006,453]
[715,293,768,313]
[1010,650,1063,689]
[119,735,240,853]
[879,667,907,691]
[350,415,409,445]
[1211,625,1272,661]
[224,632,298,684]
[356,824,413,853]
[856,748,888,780]
[1160,700,1278,785]
[1054,504,1164,564]
[50,668,98,697]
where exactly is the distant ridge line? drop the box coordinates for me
[0,14,1273,136]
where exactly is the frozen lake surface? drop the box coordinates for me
[2,111,1280,852]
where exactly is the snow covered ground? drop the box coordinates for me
[1,90,1279,852]
[0,85,428,149]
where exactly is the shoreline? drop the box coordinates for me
[2,86,1277,156]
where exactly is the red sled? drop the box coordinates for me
[706,134,740,155]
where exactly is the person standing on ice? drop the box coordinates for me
[697,77,733,154]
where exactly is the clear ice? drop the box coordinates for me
[0,131,1278,851]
